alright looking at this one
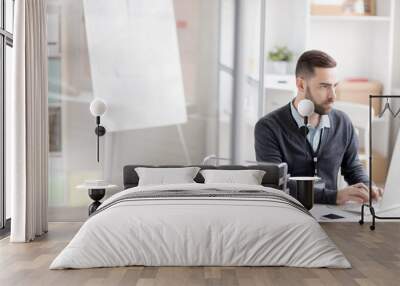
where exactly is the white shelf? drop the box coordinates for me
[310,15,391,22]
[247,74,297,92]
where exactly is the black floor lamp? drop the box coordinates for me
[359,95,400,230]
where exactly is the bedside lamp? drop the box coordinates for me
[90,98,107,162]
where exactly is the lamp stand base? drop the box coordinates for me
[88,188,106,215]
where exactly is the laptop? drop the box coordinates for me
[340,133,400,214]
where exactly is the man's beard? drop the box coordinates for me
[305,86,331,115]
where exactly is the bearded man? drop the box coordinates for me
[254,50,383,205]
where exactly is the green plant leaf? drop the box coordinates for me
[267,46,293,62]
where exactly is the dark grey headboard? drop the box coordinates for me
[123,163,288,190]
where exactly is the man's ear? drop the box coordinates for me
[296,77,306,94]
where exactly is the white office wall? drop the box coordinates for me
[264,0,307,74]
[309,21,385,83]
[45,0,400,221]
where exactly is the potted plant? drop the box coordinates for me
[268,46,293,75]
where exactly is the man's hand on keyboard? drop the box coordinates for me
[336,183,383,205]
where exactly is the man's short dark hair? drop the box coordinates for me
[295,50,337,78]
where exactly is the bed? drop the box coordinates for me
[50,164,350,269]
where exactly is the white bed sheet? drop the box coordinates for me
[50,183,351,269]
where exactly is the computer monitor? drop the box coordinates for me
[376,130,400,212]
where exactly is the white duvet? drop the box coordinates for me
[50,183,351,269]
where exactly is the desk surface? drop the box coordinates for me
[311,204,400,222]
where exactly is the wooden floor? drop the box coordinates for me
[1,222,400,286]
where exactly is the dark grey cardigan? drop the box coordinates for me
[254,103,369,204]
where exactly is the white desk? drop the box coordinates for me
[248,73,296,91]
[311,204,400,222]
[311,204,363,222]
[263,74,297,92]
[246,73,297,117]
[263,74,296,114]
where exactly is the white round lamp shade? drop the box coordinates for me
[90,98,107,116]
[298,99,314,117]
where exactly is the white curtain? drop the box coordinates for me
[9,0,48,242]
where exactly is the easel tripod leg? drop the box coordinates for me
[359,204,365,225]
[370,207,376,231]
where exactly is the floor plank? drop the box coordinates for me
[0,222,400,286]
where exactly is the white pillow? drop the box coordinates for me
[135,167,200,186]
[200,169,266,185]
